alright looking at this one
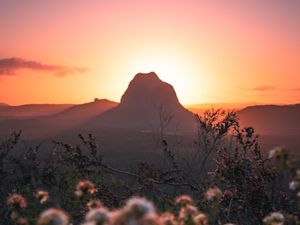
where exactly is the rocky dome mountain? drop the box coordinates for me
[120,72,180,109]
[87,72,196,134]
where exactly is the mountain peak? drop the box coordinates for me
[120,72,179,106]
[132,71,160,81]
[94,98,116,103]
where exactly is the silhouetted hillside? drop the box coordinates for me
[0,99,118,139]
[0,104,73,118]
[54,98,118,121]
[187,102,259,115]
[238,104,300,135]
[87,72,196,134]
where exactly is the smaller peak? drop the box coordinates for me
[94,98,114,103]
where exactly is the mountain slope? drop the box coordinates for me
[87,72,196,134]
[0,104,73,118]
[52,98,118,124]
[0,99,118,139]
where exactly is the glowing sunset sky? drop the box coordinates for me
[0,0,299,105]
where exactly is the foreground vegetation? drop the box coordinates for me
[0,109,300,225]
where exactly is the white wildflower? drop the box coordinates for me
[37,208,69,225]
[86,207,110,225]
[125,197,156,217]
[204,187,222,202]
[113,197,157,225]
[159,212,177,225]
[75,180,97,197]
[263,212,284,225]
[36,190,49,204]
[268,147,284,159]
[289,180,300,191]
[193,213,208,225]
[179,205,199,220]
[175,195,194,206]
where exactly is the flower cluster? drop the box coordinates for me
[175,195,194,206]
[204,187,223,202]
[176,195,208,225]
[87,199,104,211]
[84,207,110,225]
[15,181,298,225]
[268,146,289,164]
[75,180,97,197]
[36,190,49,204]
[7,194,27,209]
[37,208,69,225]
[6,194,28,224]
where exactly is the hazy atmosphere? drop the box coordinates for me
[1,1,300,225]
[1,0,300,105]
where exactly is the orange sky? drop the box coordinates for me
[0,0,299,105]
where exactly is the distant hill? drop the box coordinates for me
[238,104,300,135]
[0,99,118,139]
[0,104,73,118]
[52,98,118,124]
[187,102,259,115]
[1,73,299,140]
[87,72,196,134]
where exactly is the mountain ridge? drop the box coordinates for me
[238,104,300,135]
[0,72,299,139]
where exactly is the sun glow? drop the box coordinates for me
[120,51,207,104]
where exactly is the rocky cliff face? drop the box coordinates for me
[90,72,196,134]
[120,72,179,109]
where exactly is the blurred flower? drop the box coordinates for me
[159,212,177,225]
[268,147,284,159]
[207,172,216,177]
[7,194,27,209]
[37,208,69,225]
[16,217,29,225]
[81,223,95,225]
[179,205,198,220]
[75,180,97,197]
[86,207,110,225]
[108,210,120,225]
[175,195,194,206]
[114,197,157,225]
[204,187,222,202]
[87,200,103,211]
[124,197,156,217]
[289,180,300,191]
[263,212,284,225]
[193,213,208,225]
[36,190,49,204]
[10,210,20,221]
